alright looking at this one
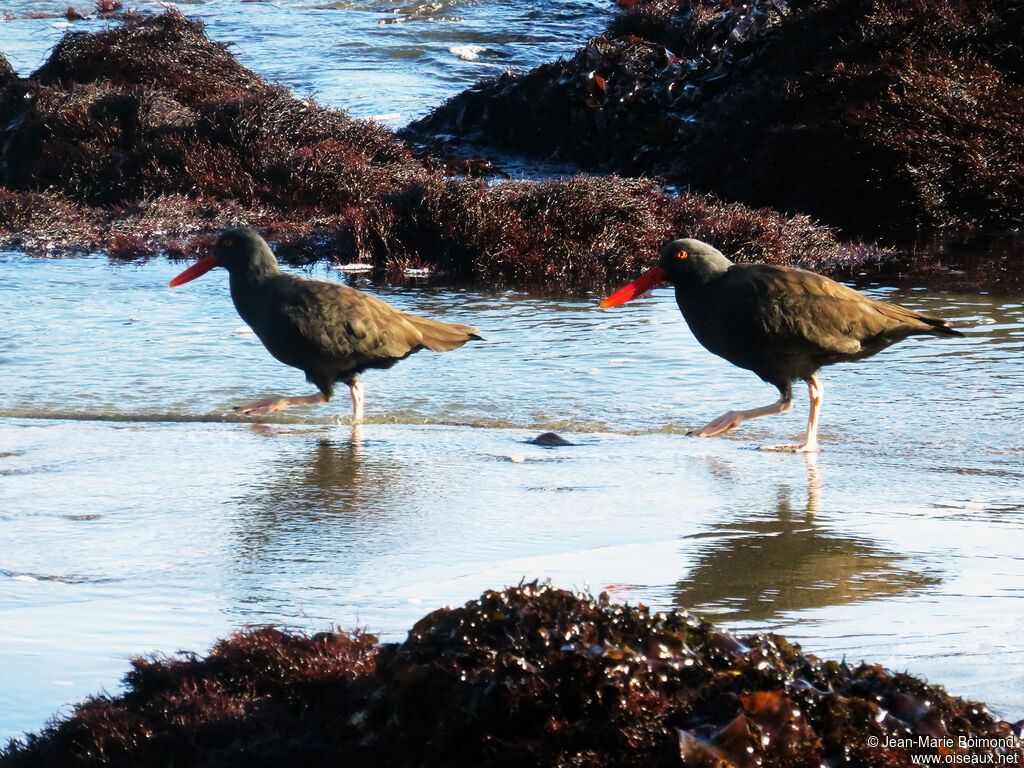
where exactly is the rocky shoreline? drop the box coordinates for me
[406,0,1024,235]
[2,7,1023,763]
[0,11,878,290]
[2,2,1021,286]
[3,584,1022,767]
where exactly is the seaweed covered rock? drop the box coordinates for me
[0,11,872,287]
[0,11,417,211]
[405,0,781,173]
[679,0,1024,231]
[0,628,380,768]
[372,174,873,288]
[407,0,1024,233]
[3,584,1022,767]
[0,53,15,88]
[31,12,264,98]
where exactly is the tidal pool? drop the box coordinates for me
[1,251,1022,740]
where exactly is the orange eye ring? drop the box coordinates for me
[221,237,234,248]
[675,249,688,260]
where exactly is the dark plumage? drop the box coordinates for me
[602,238,963,451]
[170,228,480,420]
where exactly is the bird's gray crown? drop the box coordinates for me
[658,238,732,284]
[214,227,281,277]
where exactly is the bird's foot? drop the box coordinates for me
[759,441,818,453]
[233,392,327,415]
[234,396,292,416]
[687,411,744,438]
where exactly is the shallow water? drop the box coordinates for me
[3,0,1024,744]
[1,252,1023,740]
[0,0,612,127]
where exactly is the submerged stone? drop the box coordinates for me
[529,431,574,446]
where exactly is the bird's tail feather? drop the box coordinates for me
[406,315,482,352]
[920,316,965,338]
[879,301,965,338]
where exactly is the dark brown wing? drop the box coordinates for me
[253,274,478,377]
[742,265,959,360]
[305,278,479,354]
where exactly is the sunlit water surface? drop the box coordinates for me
[1,252,1023,740]
[0,0,612,127]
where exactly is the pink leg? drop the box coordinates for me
[761,375,822,453]
[234,392,328,416]
[349,379,365,423]
[688,394,793,438]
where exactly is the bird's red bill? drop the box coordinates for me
[600,266,668,308]
[169,255,218,287]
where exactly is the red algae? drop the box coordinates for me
[0,11,878,290]
[677,0,1024,233]
[407,0,1024,235]
[2,584,1021,767]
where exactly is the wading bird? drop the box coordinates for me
[170,228,480,421]
[601,239,963,451]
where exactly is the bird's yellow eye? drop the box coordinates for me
[221,237,234,248]
[675,249,688,260]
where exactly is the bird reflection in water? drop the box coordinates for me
[674,453,938,622]
[232,424,415,570]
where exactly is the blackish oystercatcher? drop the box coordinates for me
[601,239,963,451]
[170,228,480,421]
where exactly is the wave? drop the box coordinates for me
[0,408,695,436]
